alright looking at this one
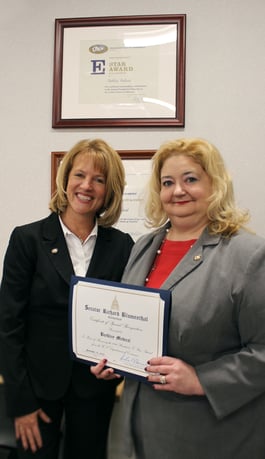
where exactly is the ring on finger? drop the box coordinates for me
[160,375,167,385]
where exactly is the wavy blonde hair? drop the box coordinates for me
[49,139,125,227]
[145,138,250,236]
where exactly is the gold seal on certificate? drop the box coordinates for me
[69,276,171,379]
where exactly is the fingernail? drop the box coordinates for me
[103,359,107,364]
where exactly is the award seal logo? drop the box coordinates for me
[89,44,108,54]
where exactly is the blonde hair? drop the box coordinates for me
[49,139,125,227]
[145,138,250,236]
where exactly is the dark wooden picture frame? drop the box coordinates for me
[52,14,186,128]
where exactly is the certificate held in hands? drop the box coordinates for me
[69,276,171,380]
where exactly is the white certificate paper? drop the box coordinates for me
[115,159,152,241]
[62,24,177,119]
[69,276,171,380]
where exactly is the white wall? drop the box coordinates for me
[0,0,265,274]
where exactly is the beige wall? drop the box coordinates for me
[0,0,265,273]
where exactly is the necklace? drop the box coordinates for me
[145,230,196,285]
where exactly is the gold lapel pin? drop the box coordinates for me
[193,254,202,261]
[51,248,58,254]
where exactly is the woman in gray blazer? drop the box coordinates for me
[0,139,134,459]
[92,138,265,459]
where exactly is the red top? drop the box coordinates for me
[145,239,196,288]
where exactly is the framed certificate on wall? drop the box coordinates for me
[52,15,186,128]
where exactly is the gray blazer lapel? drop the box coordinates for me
[161,244,204,290]
[122,227,166,286]
[162,229,220,290]
[123,225,220,290]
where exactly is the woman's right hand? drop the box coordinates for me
[15,408,51,453]
[90,358,121,380]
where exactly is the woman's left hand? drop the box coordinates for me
[145,356,205,396]
[90,358,121,381]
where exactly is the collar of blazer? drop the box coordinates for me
[158,226,221,290]
[41,213,114,285]
[122,224,221,290]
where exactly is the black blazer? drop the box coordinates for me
[0,213,134,417]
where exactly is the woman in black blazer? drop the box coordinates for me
[0,139,134,459]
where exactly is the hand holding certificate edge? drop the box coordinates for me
[90,355,204,397]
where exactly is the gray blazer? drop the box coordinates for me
[117,224,265,459]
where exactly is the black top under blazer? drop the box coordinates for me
[0,212,134,417]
